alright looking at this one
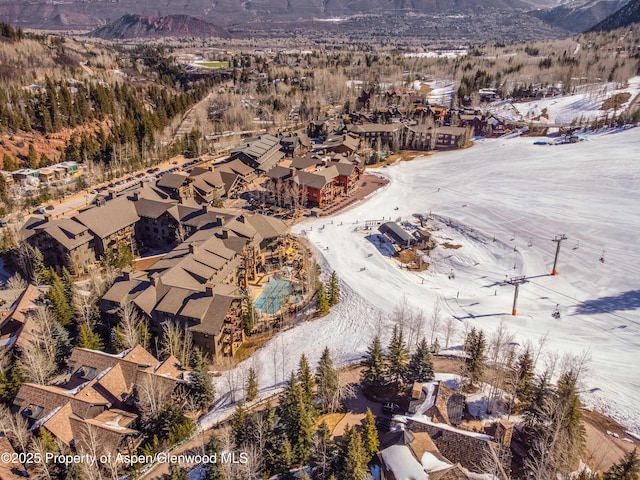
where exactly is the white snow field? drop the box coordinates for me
[211,128,640,437]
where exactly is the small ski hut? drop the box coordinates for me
[378,222,413,248]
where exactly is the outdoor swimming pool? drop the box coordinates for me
[254,278,294,315]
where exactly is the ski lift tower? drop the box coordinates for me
[551,234,567,275]
[504,276,528,316]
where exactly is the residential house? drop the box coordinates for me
[280,132,311,157]
[74,195,140,258]
[348,123,403,149]
[408,381,465,426]
[134,197,179,249]
[404,125,469,150]
[266,165,340,208]
[228,134,284,173]
[403,418,511,479]
[0,284,43,351]
[100,213,288,360]
[155,173,193,202]
[328,154,364,195]
[319,134,360,156]
[188,167,226,205]
[11,345,185,456]
[0,435,27,479]
[435,126,469,148]
[378,418,511,480]
[22,215,96,273]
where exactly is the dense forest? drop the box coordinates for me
[0,23,215,173]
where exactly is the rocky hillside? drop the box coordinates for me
[588,0,640,30]
[89,14,230,39]
[529,0,628,32]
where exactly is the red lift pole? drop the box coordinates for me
[504,276,527,316]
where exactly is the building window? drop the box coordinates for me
[22,404,44,419]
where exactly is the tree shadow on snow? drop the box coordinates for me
[573,290,640,315]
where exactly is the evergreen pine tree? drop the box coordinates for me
[327,271,340,306]
[464,328,486,387]
[464,327,478,353]
[61,267,75,304]
[407,337,435,383]
[386,325,409,387]
[204,435,228,480]
[231,401,249,448]
[278,437,295,476]
[310,422,337,480]
[316,281,329,314]
[361,408,379,459]
[243,290,255,335]
[27,143,38,169]
[556,370,586,466]
[78,323,103,350]
[32,247,49,285]
[47,269,73,326]
[2,154,17,172]
[188,349,214,410]
[316,347,339,413]
[280,371,316,464]
[341,424,370,480]
[246,366,258,402]
[604,449,639,480]
[298,354,315,405]
[362,335,386,388]
[514,347,535,412]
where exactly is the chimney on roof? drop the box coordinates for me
[108,189,115,200]
[208,165,214,172]
[44,213,52,223]
[220,229,228,239]
[122,268,131,281]
[215,215,224,226]
[139,180,145,188]
[188,243,198,255]
[151,272,160,288]
[237,215,245,223]
[133,191,140,201]
[201,205,208,214]
[205,284,214,296]
[496,419,514,448]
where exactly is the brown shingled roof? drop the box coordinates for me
[75,195,140,239]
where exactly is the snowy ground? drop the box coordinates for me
[492,76,640,125]
[212,127,640,437]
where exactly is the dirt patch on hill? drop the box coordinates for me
[583,409,636,471]
[442,242,462,249]
[397,247,430,271]
[601,92,631,111]
[0,119,111,169]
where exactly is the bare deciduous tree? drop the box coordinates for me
[136,373,173,421]
[115,302,147,350]
[428,302,442,346]
[443,316,457,349]
[0,405,30,453]
[160,321,193,366]
[16,344,56,385]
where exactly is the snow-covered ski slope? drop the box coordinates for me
[287,128,640,435]
[492,76,640,125]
